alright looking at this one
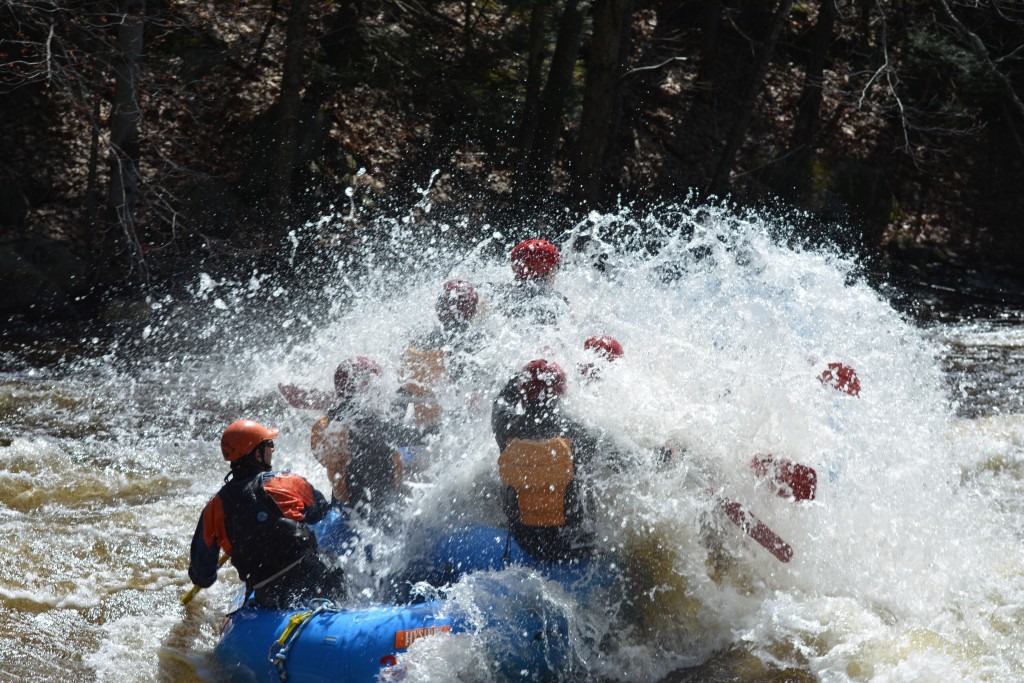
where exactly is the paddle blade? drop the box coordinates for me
[278,383,334,411]
[819,362,860,396]
[751,455,817,501]
[718,498,793,563]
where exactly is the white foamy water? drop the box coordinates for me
[1,202,1023,682]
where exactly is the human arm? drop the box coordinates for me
[304,481,334,524]
[187,499,226,588]
[562,419,639,471]
[367,408,438,450]
[311,416,352,504]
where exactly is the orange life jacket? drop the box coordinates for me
[498,437,574,527]
[399,346,446,425]
[310,416,404,505]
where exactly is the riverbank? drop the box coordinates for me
[3,2,1023,310]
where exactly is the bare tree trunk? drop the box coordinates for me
[786,0,837,198]
[515,2,550,174]
[707,0,794,197]
[519,0,587,195]
[696,0,722,105]
[248,0,282,69]
[570,0,633,205]
[86,95,102,235]
[105,0,146,283]
[267,0,312,229]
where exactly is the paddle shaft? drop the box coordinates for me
[687,467,793,563]
[180,554,228,605]
[716,496,793,563]
[751,455,817,501]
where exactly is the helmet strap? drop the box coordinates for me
[228,456,263,480]
[229,451,270,478]
[255,446,272,471]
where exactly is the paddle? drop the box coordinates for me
[751,455,817,501]
[180,554,228,606]
[685,466,793,563]
[747,361,860,500]
[819,361,860,397]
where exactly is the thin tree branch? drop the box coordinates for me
[859,1,912,154]
[618,55,688,83]
[939,0,1024,120]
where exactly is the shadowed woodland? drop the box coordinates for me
[2,0,1024,322]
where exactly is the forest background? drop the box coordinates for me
[2,0,1023,328]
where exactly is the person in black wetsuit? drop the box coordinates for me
[495,239,570,326]
[578,334,624,383]
[189,419,345,608]
[491,359,625,563]
[310,357,436,525]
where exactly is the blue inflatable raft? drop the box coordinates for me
[217,599,453,682]
[214,514,621,683]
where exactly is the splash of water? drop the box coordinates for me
[4,198,1022,682]
[173,201,1013,681]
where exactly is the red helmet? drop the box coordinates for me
[583,335,624,361]
[819,362,861,397]
[511,239,561,281]
[517,359,567,404]
[334,356,383,397]
[435,279,479,326]
[221,419,280,462]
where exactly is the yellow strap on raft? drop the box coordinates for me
[498,437,574,527]
[275,610,315,647]
[310,417,351,504]
[270,602,336,681]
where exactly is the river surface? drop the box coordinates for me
[1,205,1023,682]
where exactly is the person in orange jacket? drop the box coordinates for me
[408,278,484,364]
[398,279,488,424]
[188,419,345,608]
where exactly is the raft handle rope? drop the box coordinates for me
[269,600,336,683]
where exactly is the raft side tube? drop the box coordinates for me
[216,601,454,683]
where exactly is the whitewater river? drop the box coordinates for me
[1,205,1022,682]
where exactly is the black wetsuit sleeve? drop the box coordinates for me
[385,414,436,445]
[303,483,334,525]
[187,514,219,588]
[348,413,433,467]
[562,419,631,470]
[491,378,521,452]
